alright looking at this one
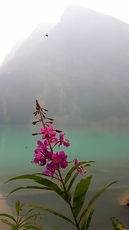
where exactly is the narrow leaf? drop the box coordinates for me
[73,175,92,218]
[80,206,94,230]
[24,224,43,230]
[84,205,94,230]
[68,171,79,191]
[0,218,14,227]
[8,186,52,197]
[24,225,42,230]
[79,181,117,228]
[110,217,125,230]
[19,207,37,223]
[68,163,91,192]
[7,174,69,203]
[0,213,16,223]
[31,204,75,226]
[20,213,44,228]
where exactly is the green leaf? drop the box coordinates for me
[24,225,43,230]
[68,171,79,191]
[20,213,44,228]
[79,181,117,229]
[7,174,69,203]
[24,226,41,230]
[14,201,21,216]
[61,182,71,200]
[0,218,14,227]
[12,226,19,230]
[8,186,52,197]
[31,204,75,226]
[83,205,94,230]
[65,161,94,184]
[67,163,92,192]
[18,207,37,223]
[0,213,16,223]
[110,217,125,230]
[72,175,92,218]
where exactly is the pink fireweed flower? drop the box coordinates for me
[44,137,58,146]
[40,126,58,145]
[74,159,87,175]
[35,140,52,159]
[43,162,57,177]
[42,151,68,177]
[33,139,53,166]
[33,151,46,166]
[51,151,68,169]
[59,132,70,147]
[36,140,48,154]
[41,126,56,139]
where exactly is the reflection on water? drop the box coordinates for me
[0,125,129,229]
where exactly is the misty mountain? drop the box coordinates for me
[0,4,129,126]
[0,39,24,68]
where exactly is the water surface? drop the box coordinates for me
[0,125,129,229]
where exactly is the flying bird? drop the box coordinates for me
[45,33,48,37]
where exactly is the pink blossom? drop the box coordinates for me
[35,140,52,159]
[43,162,57,177]
[74,159,87,175]
[36,140,48,154]
[41,126,56,139]
[40,126,58,145]
[52,151,68,169]
[42,151,68,177]
[33,139,53,166]
[33,151,46,166]
[59,132,70,147]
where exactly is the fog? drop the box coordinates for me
[1,0,129,64]
[0,4,129,126]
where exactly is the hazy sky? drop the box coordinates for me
[0,0,129,64]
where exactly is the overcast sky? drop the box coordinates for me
[0,0,129,64]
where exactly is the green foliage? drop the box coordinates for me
[31,204,75,226]
[110,217,126,230]
[6,174,69,203]
[79,181,117,230]
[72,176,92,218]
[0,200,44,230]
[64,161,94,184]
[6,173,117,230]
[79,205,95,230]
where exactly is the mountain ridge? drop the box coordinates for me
[0,4,129,126]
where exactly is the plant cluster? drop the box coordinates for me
[0,200,44,230]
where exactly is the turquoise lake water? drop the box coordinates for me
[0,124,129,229]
